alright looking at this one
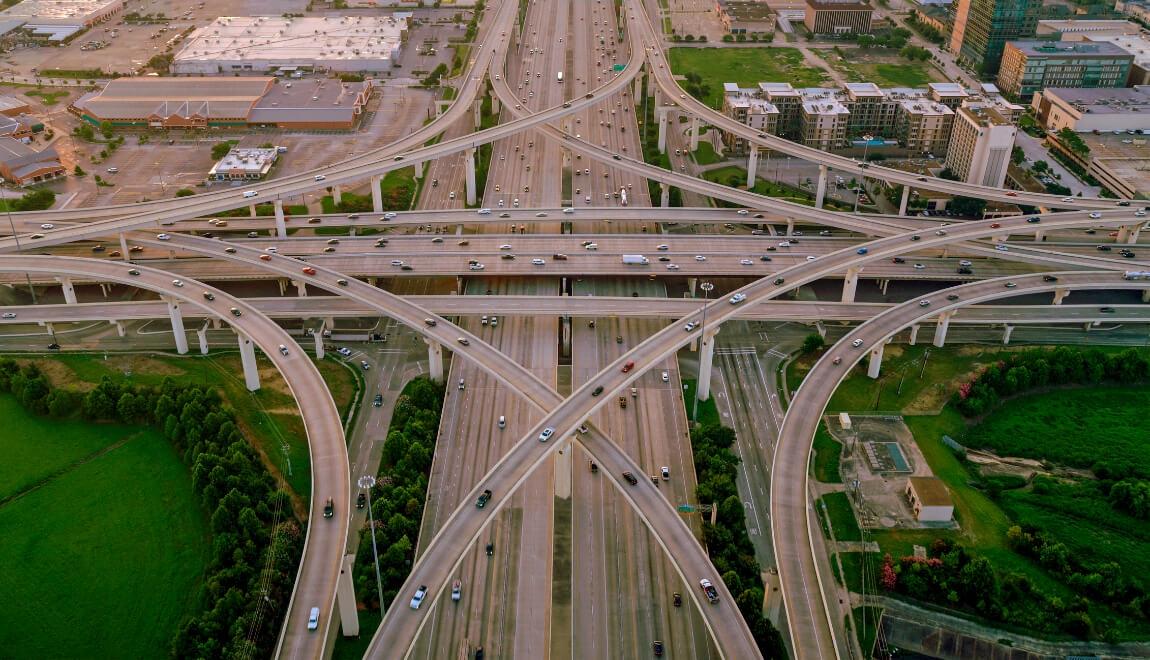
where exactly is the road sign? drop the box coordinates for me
[613,64,625,72]
[677,504,696,512]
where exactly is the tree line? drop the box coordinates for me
[691,423,788,658]
[0,360,301,658]
[955,347,1150,417]
[352,377,444,610]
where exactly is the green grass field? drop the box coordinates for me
[819,491,861,542]
[692,141,722,165]
[812,425,843,483]
[668,48,827,108]
[0,395,208,659]
[964,386,1150,475]
[681,378,720,427]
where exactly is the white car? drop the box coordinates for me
[563,207,575,214]
[1089,212,1103,219]
[737,209,749,216]
[778,241,791,247]
[656,244,669,251]
[2,312,16,319]
[531,258,545,265]
[806,255,817,261]
[694,255,706,262]
[278,344,290,356]
[661,371,669,382]
[739,259,753,266]
[539,427,555,442]
[729,293,746,304]
[40,223,54,230]
[157,233,170,240]
[383,212,398,220]
[851,339,864,348]
[390,260,405,266]
[314,174,326,181]
[684,321,698,332]
[499,244,513,250]
[469,263,485,271]
[410,586,428,610]
[995,244,1009,252]
[913,263,926,270]
[308,607,320,631]
[477,208,492,215]
[337,347,353,356]
[918,300,931,307]
[451,580,462,601]
[171,279,184,287]
[667,264,679,270]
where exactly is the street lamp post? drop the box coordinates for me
[357,475,386,612]
[691,281,714,424]
[854,134,873,214]
[1,177,37,305]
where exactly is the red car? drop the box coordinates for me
[259,254,272,261]
[1005,191,1018,197]
[622,361,635,373]
[302,266,317,275]
[989,223,1001,229]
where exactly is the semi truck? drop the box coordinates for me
[622,254,649,265]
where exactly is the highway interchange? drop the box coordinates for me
[2,0,1150,658]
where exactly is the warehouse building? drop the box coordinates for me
[1031,86,1150,134]
[0,137,64,185]
[172,15,408,75]
[71,77,372,130]
[0,0,123,26]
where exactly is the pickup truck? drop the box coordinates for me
[476,489,493,508]
[699,578,719,603]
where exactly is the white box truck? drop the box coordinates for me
[622,255,649,265]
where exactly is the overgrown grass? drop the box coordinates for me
[819,491,861,542]
[0,396,208,659]
[692,141,722,165]
[812,425,843,483]
[24,89,68,105]
[681,377,720,427]
[668,48,827,109]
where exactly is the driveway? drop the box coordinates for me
[1014,132,1101,198]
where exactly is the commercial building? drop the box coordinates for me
[0,137,64,185]
[1082,33,1150,86]
[0,0,122,26]
[804,0,874,35]
[71,77,372,130]
[208,147,278,181]
[949,0,1041,76]
[715,0,777,34]
[1036,19,1143,40]
[945,101,1018,188]
[172,15,408,75]
[1031,86,1150,133]
[997,41,1134,99]
[0,95,30,116]
[906,477,954,522]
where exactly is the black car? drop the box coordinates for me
[47,343,60,350]
[653,640,664,656]
[356,493,366,509]
[323,498,334,518]
[1097,245,1112,251]
[1042,275,1059,282]
[592,385,604,397]
[759,255,772,262]
[622,471,638,485]
[373,394,383,407]
[773,278,785,285]
[957,267,973,275]
[673,592,682,607]
[485,543,493,556]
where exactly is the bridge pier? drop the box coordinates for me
[1002,324,1014,345]
[236,332,261,391]
[274,199,287,238]
[1118,224,1142,243]
[371,175,383,213]
[413,160,424,179]
[249,204,258,218]
[785,218,794,236]
[657,108,669,154]
[332,184,342,206]
[337,554,360,637]
[277,278,288,296]
[1034,229,1045,242]
[687,277,697,297]
[696,327,719,401]
[456,276,465,295]
[465,147,477,206]
[908,323,920,345]
[561,316,571,358]
[841,267,861,303]
[99,282,110,298]
[110,320,126,337]
[898,186,910,216]
[746,147,758,186]
[1144,289,1150,303]
[313,325,325,359]
[1053,287,1069,305]
[815,165,828,209]
[660,182,669,207]
[689,116,700,151]
[166,297,189,354]
[933,311,953,348]
[58,277,77,304]
[194,320,210,354]
[293,279,308,297]
[473,98,482,129]
[879,279,890,296]
[867,342,884,379]
[118,233,130,261]
[426,339,444,382]
[491,96,501,115]
[815,321,826,338]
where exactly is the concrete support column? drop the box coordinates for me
[473,98,482,129]
[1128,226,1142,244]
[110,320,126,337]
[58,277,77,304]
[237,332,261,391]
[657,109,668,154]
[815,321,826,338]
[561,316,571,357]
[273,199,287,238]
[276,278,287,296]
[1143,289,1150,303]
[660,182,670,207]
[908,323,920,346]
[687,277,697,296]
[166,297,188,355]
[841,266,861,303]
[371,175,383,213]
[456,276,465,295]
[697,327,719,401]
[1053,288,1069,305]
[196,323,209,355]
[337,554,360,637]
[426,339,444,382]
[465,147,477,206]
[933,311,953,348]
[867,342,884,379]
[118,233,130,261]
[313,328,325,359]
[1034,229,1045,242]
[1118,224,1142,244]
[249,204,258,218]
[491,96,501,115]
[746,147,758,186]
[99,282,110,298]
[293,279,308,297]
[349,227,357,237]
[786,218,795,236]
[413,161,424,179]
[815,165,829,209]
[332,184,342,205]
[690,116,700,151]
[879,279,890,296]
[634,76,643,98]
[898,185,910,216]
[1002,324,1015,345]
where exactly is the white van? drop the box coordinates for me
[242,190,258,198]
[458,378,465,390]
[308,607,320,631]
[498,415,506,429]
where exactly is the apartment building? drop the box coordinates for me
[997,40,1133,99]
[945,102,1017,188]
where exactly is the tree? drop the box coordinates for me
[175,188,195,197]
[73,165,86,176]
[801,333,826,354]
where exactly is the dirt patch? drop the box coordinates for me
[883,345,906,360]
[257,366,292,398]
[21,359,90,391]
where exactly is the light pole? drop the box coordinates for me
[1,177,37,304]
[357,474,386,612]
[854,134,873,214]
[691,281,713,424]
